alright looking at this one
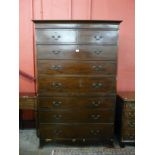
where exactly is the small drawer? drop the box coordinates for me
[38,109,114,123]
[37,60,116,76]
[38,96,115,109]
[36,29,76,44]
[39,124,114,139]
[36,45,117,60]
[78,30,118,44]
[38,77,115,95]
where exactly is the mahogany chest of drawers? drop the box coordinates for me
[115,92,135,147]
[34,20,121,147]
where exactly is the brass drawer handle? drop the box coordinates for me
[90,129,100,135]
[52,51,61,54]
[92,65,103,71]
[94,35,103,40]
[92,101,101,107]
[92,82,103,88]
[75,49,80,52]
[125,102,135,110]
[52,82,62,88]
[51,35,61,40]
[128,121,135,128]
[127,112,135,119]
[51,65,63,70]
[52,101,62,106]
[53,114,62,119]
[45,139,52,142]
[54,129,62,135]
[72,138,76,142]
[127,104,135,109]
[91,114,101,120]
[94,50,102,55]
[128,111,134,115]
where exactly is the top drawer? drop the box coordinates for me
[78,30,118,45]
[36,29,118,45]
[36,29,76,44]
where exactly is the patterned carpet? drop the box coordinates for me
[19,130,135,155]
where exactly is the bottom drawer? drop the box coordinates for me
[39,124,114,139]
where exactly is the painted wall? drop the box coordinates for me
[20,0,135,95]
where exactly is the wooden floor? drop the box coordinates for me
[19,130,135,155]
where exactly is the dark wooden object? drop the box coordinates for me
[33,20,121,147]
[19,96,37,129]
[19,96,37,110]
[115,92,135,147]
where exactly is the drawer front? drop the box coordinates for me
[38,77,115,95]
[36,29,76,44]
[39,109,114,123]
[39,124,114,139]
[38,96,115,109]
[122,110,135,129]
[123,119,135,129]
[122,118,135,130]
[37,45,117,60]
[37,60,116,76]
[122,129,135,141]
[78,30,118,44]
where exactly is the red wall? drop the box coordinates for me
[20,0,135,95]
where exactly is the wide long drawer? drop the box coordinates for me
[38,96,115,109]
[38,109,114,123]
[38,77,115,95]
[39,124,114,139]
[37,60,116,76]
[37,45,117,60]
